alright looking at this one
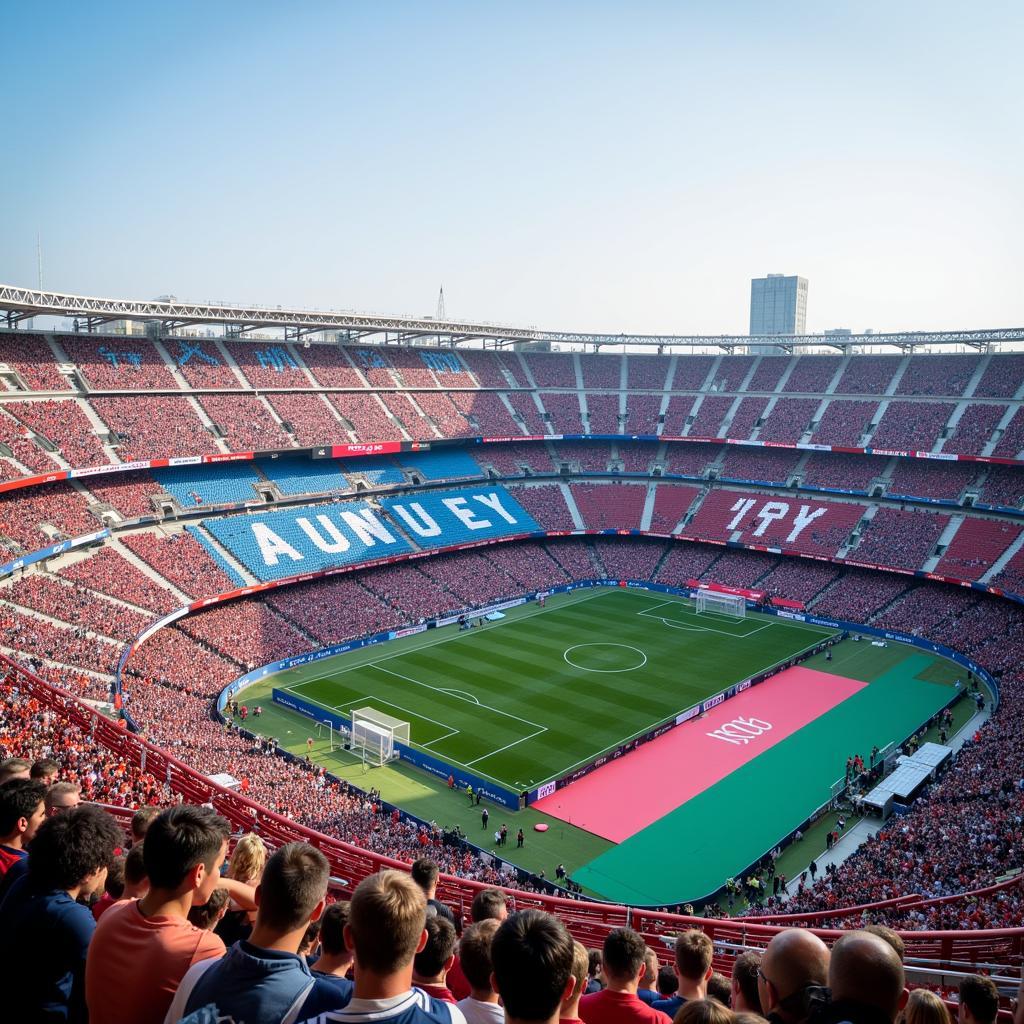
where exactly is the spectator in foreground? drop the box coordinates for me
[455,918,502,1024]
[559,940,591,1024]
[677,999,736,1024]
[957,975,998,1024]
[45,781,81,814]
[586,949,603,994]
[299,868,465,1024]
[657,965,679,1001]
[901,989,952,1024]
[756,929,830,1024]
[0,777,47,899]
[309,900,355,1003]
[412,857,458,926]
[0,804,120,1023]
[131,805,159,846]
[491,909,575,1024]
[731,951,762,1013]
[167,841,344,1023]
[85,805,233,1024]
[448,887,508,1001]
[817,930,908,1024]
[31,757,60,785]
[579,926,668,1023]
[638,947,660,1004]
[413,915,459,1003]
[652,929,714,1017]
[707,974,732,1006]
[187,886,229,932]
[0,756,31,785]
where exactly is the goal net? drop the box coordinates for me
[350,707,409,767]
[695,589,746,618]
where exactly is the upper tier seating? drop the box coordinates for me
[724,396,769,440]
[886,460,978,500]
[61,545,179,612]
[164,337,241,388]
[524,351,576,388]
[0,483,99,549]
[10,399,109,467]
[0,334,67,391]
[688,395,733,437]
[661,395,697,435]
[554,442,610,472]
[626,354,671,389]
[413,392,473,437]
[801,452,883,493]
[579,353,622,388]
[59,335,178,390]
[977,466,1024,509]
[506,391,548,435]
[84,471,165,518]
[710,355,755,391]
[459,349,523,388]
[757,398,819,442]
[897,354,980,396]
[0,406,69,474]
[782,355,842,393]
[663,443,718,477]
[625,393,663,435]
[748,356,791,392]
[993,407,1024,458]
[669,355,715,390]
[475,442,553,477]
[298,343,366,388]
[975,353,1024,398]
[718,448,800,485]
[379,392,437,440]
[834,355,902,395]
[223,340,312,389]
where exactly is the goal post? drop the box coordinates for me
[695,589,746,618]
[350,707,409,767]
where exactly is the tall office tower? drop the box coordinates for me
[749,274,808,335]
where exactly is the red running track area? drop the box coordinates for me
[534,666,867,843]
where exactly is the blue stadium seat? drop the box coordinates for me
[153,462,262,507]
[378,484,539,549]
[394,449,482,481]
[256,456,349,496]
[201,500,413,582]
[341,456,405,485]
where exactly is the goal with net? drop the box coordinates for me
[694,589,746,618]
[350,707,410,767]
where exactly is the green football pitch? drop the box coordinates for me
[268,588,838,792]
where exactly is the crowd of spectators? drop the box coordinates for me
[756,398,819,443]
[943,404,1006,455]
[570,482,647,530]
[379,393,438,441]
[121,530,236,598]
[540,393,585,435]
[268,394,350,447]
[416,392,474,438]
[11,399,110,468]
[869,402,955,453]
[91,396,219,462]
[0,483,99,549]
[330,391,405,442]
[508,485,576,530]
[451,392,523,437]
[0,333,68,390]
[718,449,799,485]
[853,509,948,572]
[687,396,734,439]
[199,394,295,451]
[61,546,180,613]
[84,471,165,519]
[584,393,621,434]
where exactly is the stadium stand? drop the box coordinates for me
[255,455,349,495]
[747,355,790,392]
[268,573,405,643]
[394,449,482,481]
[152,461,262,506]
[347,346,400,388]
[869,400,955,452]
[10,399,110,467]
[198,394,294,450]
[834,354,902,394]
[296,342,367,388]
[663,443,718,477]
[660,394,697,436]
[269,393,347,445]
[554,441,610,472]
[59,335,179,390]
[584,392,621,434]
[886,460,978,501]
[801,451,883,493]
[782,355,842,393]
[717,447,800,485]
[223,340,313,389]
[84,471,165,519]
[669,355,715,390]
[934,517,1023,580]
[451,390,523,436]
[459,348,522,388]
[164,336,242,388]
[943,403,1006,455]
[0,405,66,473]
[993,406,1024,458]
[0,483,99,548]
[594,536,664,580]
[852,507,949,571]
[379,392,437,440]
[626,354,671,389]
[330,391,404,441]
[121,530,236,597]
[652,542,720,586]
[61,546,179,612]
[507,484,575,530]
[711,355,755,391]
[687,395,734,438]
[90,396,218,460]
[338,456,405,485]
[541,392,585,434]
[618,441,658,473]
[414,391,473,437]
[579,353,622,389]
[977,465,1024,509]
[897,353,980,396]
[505,390,548,435]
[975,352,1024,397]
[480,539,570,590]
[0,333,68,391]
[723,396,768,440]
[810,399,878,446]
[625,393,663,435]
[757,398,819,442]
[570,482,647,530]
[524,351,576,388]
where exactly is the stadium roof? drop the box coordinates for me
[2,282,1023,352]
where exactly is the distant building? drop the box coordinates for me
[749,274,808,336]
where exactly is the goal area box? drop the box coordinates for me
[695,589,746,618]
[351,707,409,766]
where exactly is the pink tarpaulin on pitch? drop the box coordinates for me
[533,666,866,843]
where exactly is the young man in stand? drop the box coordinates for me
[579,928,670,1024]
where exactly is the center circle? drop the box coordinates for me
[563,643,648,673]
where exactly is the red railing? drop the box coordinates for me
[6,653,1023,970]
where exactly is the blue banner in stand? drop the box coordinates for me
[0,528,110,579]
[271,687,523,810]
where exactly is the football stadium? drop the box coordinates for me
[1,4,1022,1023]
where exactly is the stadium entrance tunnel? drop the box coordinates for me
[562,643,648,673]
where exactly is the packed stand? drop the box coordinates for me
[0,483,99,549]
[852,509,948,571]
[810,400,878,447]
[378,393,438,441]
[330,392,405,442]
[943,403,1006,455]
[91,396,219,461]
[540,393,585,434]
[59,335,178,390]
[11,399,110,468]
[61,546,180,613]
[120,531,236,598]
[84,471,165,519]
[757,398,819,442]
[886,460,977,501]
[506,485,576,530]
[868,401,954,452]
[199,394,295,450]
[269,394,349,446]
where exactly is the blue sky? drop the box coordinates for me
[1,1,1021,334]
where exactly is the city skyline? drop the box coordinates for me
[1,2,1021,336]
